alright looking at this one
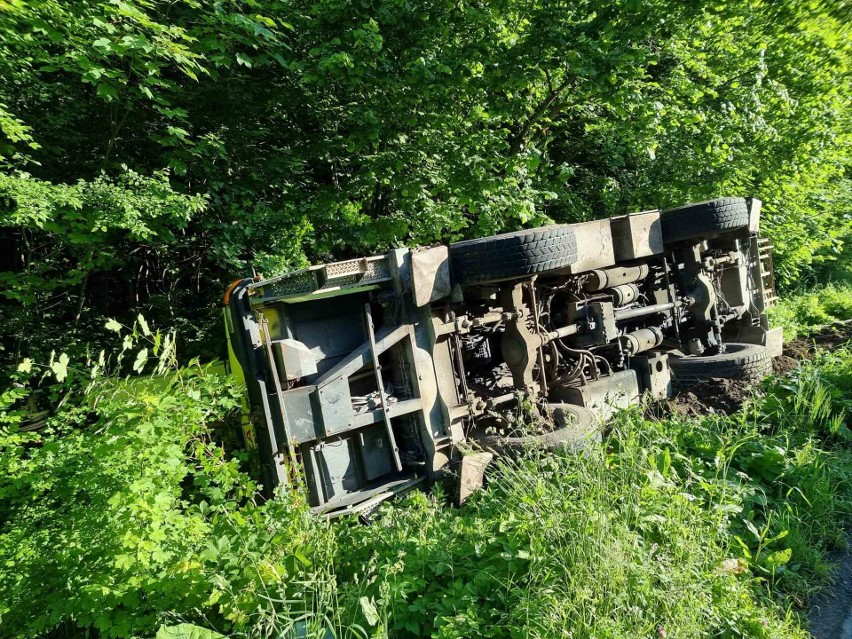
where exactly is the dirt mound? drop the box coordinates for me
[775,320,852,375]
[666,377,753,417]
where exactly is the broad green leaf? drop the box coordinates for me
[137,314,151,336]
[97,83,118,101]
[359,596,380,627]
[51,353,70,382]
[743,519,761,542]
[166,126,189,139]
[133,348,148,373]
[765,548,792,568]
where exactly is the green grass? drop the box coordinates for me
[3,346,852,638]
[769,282,852,340]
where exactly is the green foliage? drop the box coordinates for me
[769,282,852,339]
[0,325,338,638]
[0,369,237,635]
[0,169,207,361]
[7,338,852,638]
[0,0,850,358]
[156,625,225,639]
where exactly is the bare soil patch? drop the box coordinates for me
[774,320,852,376]
[665,377,752,417]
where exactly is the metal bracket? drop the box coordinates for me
[364,303,403,472]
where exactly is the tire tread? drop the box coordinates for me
[669,342,772,391]
[661,197,750,244]
[450,225,578,285]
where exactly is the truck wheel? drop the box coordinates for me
[475,404,600,455]
[660,197,750,244]
[668,342,772,390]
[450,225,578,285]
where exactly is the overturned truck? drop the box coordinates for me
[224,197,782,516]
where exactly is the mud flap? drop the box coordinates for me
[457,451,493,505]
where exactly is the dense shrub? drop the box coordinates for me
[0,0,849,359]
[0,325,337,638]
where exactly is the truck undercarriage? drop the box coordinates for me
[224,197,781,516]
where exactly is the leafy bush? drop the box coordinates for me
[0,323,338,638]
[0,170,208,362]
[768,282,852,340]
